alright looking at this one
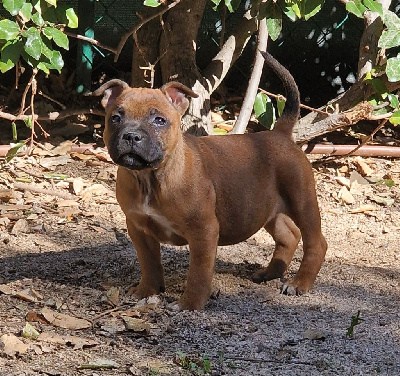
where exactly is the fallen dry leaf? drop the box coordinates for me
[368,195,395,207]
[122,317,151,335]
[37,332,99,349]
[338,186,355,205]
[349,204,376,214]
[22,322,40,340]
[0,284,14,295]
[72,178,84,195]
[39,155,70,170]
[51,140,75,156]
[56,200,80,207]
[0,334,29,356]
[104,287,120,307]
[11,218,30,235]
[26,311,49,324]
[354,157,373,176]
[41,307,91,330]
[14,288,38,303]
[78,359,120,370]
[335,176,350,189]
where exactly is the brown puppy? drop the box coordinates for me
[93,52,327,310]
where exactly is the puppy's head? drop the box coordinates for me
[92,80,198,170]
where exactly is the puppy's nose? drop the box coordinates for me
[123,132,143,143]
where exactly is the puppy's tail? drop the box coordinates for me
[260,51,300,138]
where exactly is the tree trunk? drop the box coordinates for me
[130,2,260,135]
[159,0,210,135]
[131,8,163,88]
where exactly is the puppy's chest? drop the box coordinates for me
[130,196,186,245]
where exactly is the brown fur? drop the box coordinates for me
[92,52,327,310]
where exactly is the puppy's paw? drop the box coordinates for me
[281,280,309,296]
[177,294,207,311]
[252,267,283,284]
[127,282,165,299]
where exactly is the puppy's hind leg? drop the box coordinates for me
[252,213,301,283]
[282,200,327,296]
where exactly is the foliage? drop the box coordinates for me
[346,310,364,338]
[0,0,78,74]
[346,0,400,125]
[257,0,400,129]
[174,351,211,375]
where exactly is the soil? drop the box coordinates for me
[0,146,400,376]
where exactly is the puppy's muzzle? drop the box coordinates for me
[110,127,164,170]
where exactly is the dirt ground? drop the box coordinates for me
[0,145,400,376]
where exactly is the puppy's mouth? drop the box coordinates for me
[116,152,163,170]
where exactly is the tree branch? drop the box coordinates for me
[202,3,259,94]
[231,19,268,134]
[0,108,104,122]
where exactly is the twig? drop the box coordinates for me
[38,91,66,110]
[18,73,35,116]
[13,182,78,200]
[64,31,117,54]
[259,89,329,116]
[0,108,104,122]
[28,72,38,154]
[114,0,182,62]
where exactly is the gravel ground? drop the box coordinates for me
[0,154,399,375]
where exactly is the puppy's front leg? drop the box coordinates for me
[179,223,219,311]
[126,219,165,298]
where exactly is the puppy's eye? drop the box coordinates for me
[111,114,121,124]
[153,116,166,127]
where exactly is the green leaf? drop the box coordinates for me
[0,40,23,73]
[277,0,296,21]
[37,61,50,74]
[143,0,160,7]
[386,57,400,83]
[277,97,286,116]
[31,12,45,27]
[389,110,400,125]
[254,92,276,130]
[262,2,282,41]
[19,2,33,22]
[12,122,18,141]
[291,3,301,19]
[388,94,399,110]
[378,30,400,49]
[363,0,383,16]
[224,0,241,12]
[45,0,57,6]
[47,50,64,72]
[0,19,20,41]
[304,0,324,21]
[382,10,400,31]
[213,128,227,135]
[24,117,33,129]
[346,1,367,18]
[367,78,387,98]
[5,141,26,163]
[65,8,79,28]
[22,27,42,60]
[43,27,69,50]
[2,0,26,16]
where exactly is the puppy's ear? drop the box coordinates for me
[91,79,129,110]
[160,82,198,115]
